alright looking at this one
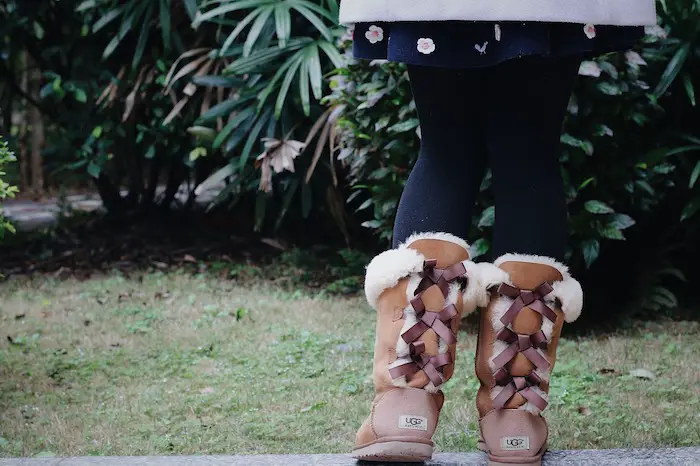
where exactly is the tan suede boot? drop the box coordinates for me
[475,254,583,466]
[352,232,504,462]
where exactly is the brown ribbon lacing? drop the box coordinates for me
[491,282,556,411]
[388,259,467,387]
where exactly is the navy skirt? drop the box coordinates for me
[353,21,644,68]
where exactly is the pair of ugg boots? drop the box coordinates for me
[352,232,583,466]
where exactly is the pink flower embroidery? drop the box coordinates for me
[365,25,384,44]
[584,24,596,39]
[417,38,436,54]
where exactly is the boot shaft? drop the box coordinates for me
[475,254,583,463]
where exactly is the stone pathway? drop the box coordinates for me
[0,185,225,232]
[1,449,699,466]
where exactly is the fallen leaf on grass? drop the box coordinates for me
[200,387,215,394]
[40,311,52,318]
[155,291,171,300]
[630,368,656,380]
[577,406,592,416]
[152,261,168,269]
[183,254,197,263]
[96,297,107,305]
[300,401,327,413]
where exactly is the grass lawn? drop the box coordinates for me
[1,271,699,457]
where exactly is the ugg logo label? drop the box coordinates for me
[398,415,428,431]
[501,436,530,451]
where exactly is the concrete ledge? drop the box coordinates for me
[1,448,699,466]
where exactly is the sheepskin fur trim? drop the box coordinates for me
[463,261,510,311]
[364,232,470,310]
[364,248,424,310]
[494,254,583,323]
[401,231,470,252]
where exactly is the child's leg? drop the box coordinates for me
[393,65,489,247]
[485,56,581,261]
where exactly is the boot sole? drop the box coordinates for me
[488,460,540,466]
[486,444,547,466]
[351,441,434,462]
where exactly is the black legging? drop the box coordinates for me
[393,56,581,261]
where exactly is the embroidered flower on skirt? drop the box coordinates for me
[417,38,436,54]
[365,25,384,44]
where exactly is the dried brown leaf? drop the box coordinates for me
[305,120,330,183]
[166,55,210,93]
[164,48,210,89]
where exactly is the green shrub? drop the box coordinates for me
[0,137,19,239]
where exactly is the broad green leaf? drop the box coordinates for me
[213,108,255,149]
[274,3,291,47]
[318,40,345,68]
[257,49,301,108]
[93,6,124,32]
[469,238,490,260]
[298,57,311,116]
[194,0,275,25]
[361,220,381,229]
[288,0,337,22]
[76,0,97,12]
[597,224,625,240]
[690,161,700,188]
[584,200,614,215]
[683,73,696,106]
[132,3,155,69]
[681,196,700,221]
[192,75,245,87]
[292,5,332,41]
[160,0,172,51]
[307,44,323,99]
[102,35,121,60]
[388,119,419,133]
[239,108,272,172]
[220,9,260,55]
[275,178,300,231]
[87,161,101,178]
[654,43,690,98]
[197,97,250,123]
[244,6,274,57]
[225,40,309,75]
[275,54,304,117]
[635,180,655,195]
[183,0,198,20]
[478,206,495,228]
[74,88,87,103]
[609,213,636,230]
[597,82,622,95]
[581,239,600,267]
